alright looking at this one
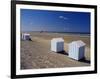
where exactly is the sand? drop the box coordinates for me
[21,32,90,69]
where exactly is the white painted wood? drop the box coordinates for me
[68,40,86,60]
[51,38,64,52]
[22,33,31,41]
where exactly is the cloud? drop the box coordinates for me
[29,22,33,25]
[59,16,63,18]
[59,16,68,20]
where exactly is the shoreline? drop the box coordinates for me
[22,31,90,36]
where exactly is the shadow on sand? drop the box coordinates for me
[79,57,90,64]
[57,50,68,55]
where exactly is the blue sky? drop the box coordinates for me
[21,9,90,33]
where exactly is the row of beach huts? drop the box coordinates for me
[21,33,86,61]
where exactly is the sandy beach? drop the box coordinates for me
[21,32,90,69]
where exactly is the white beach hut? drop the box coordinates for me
[68,40,86,60]
[22,33,31,41]
[51,38,64,52]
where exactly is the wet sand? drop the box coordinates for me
[21,32,90,69]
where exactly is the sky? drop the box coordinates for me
[21,9,90,33]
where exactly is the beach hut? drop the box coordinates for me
[22,33,31,41]
[68,40,86,60]
[51,38,64,52]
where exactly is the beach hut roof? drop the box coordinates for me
[23,33,30,36]
[51,38,64,42]
[69,40,85,47]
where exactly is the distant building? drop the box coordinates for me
[51,38,64,52]
[22,33,31,41]
[68,40,86,60]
